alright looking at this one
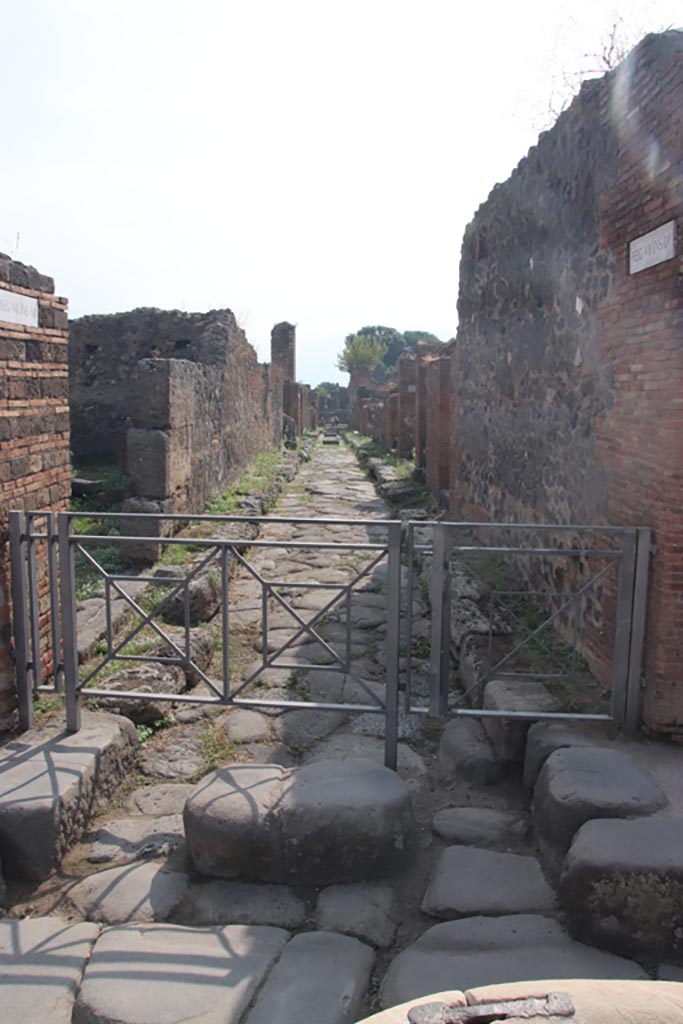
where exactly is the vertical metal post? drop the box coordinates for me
[46,513,63,691]
[404,523,414,712]
[344,584,352,674]
[429,523,453,717]
[384,522,402,771]
[221,546,231,701]
[261,576,269,668]
[26,513,42,692]
[9,511,33,732]
[610,529,637,727]
[624,527,651,736]
[58,513,81,732]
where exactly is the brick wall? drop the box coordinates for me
[452,31,683,736]
[425,352,453,499]
[0,255,70,728]
[396,355,416,459]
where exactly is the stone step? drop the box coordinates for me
[0,711,138,882]
[431,806,528,848]
[184,757,415,885]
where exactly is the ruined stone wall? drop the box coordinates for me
[425,352,453,500]
[0,256,70,727]
[270,321,296,384]
[396,356,416,459]
[453,32,683,735]
[70,308,282,517]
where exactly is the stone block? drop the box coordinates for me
[127,427,191,500]
[560,817,683,961]
[431,807,528,847]
[184,758,415,886]
[422,846,556,919]
[245,931,375,1024]
[0,917,100,1024]
[523,721,601,788]
[438,717,505,786]
[179,879,306,929]
[68,862,189,923]
[73,923,288,1024]
[0,711,138,881]
[482,679,561,763]
[379,914,646,1009]
[532,746,667,879]
[98,664,187,724]
[316,882,398,948]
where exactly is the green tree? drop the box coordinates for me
[336,333,388,374]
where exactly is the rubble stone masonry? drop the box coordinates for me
[0,255,70,726]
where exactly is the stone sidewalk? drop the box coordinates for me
[1,437,682,1023]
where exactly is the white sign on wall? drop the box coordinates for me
[629,220,676,275]
[0,286,39,327]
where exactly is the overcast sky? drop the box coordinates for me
[2,1,680,384]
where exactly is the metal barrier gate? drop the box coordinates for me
[9,511,650,767]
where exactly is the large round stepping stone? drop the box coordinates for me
[379,914,646,1008]
[184,758,414,885]
[73,923,288,1024]
[245,931,375,1024]
[0,917,100,1024]
[560,817,683,961]
[68,862,189,923]
[422,846,556,919]
[532,746,667,878]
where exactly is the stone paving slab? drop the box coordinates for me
[431,807,528,847]
[379,914,647,1008]
[87,814,184,864]
[482,680,560,763]
[0,917,100,1024]
[178,879,306,929]
[522,722,603,788]
[0,711,138,881]
[316,882,398,948]
[560,816,683,961]
[533,746,668,878]
[68,862,189,923]
[245,930,375,1024]
[437,718,505,786]
[73,923,288,1024]
[125,782,195,815]
[422,846,556,919]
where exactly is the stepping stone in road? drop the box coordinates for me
[431,806,528,847]
[0,917,100,1024]
[523,721,602,788]
[422,846,556,919]
[179,879,306,929]
[185,758,414,886]
[68,862,189,923]
[126,782,195,815]
[87,814,184,864]
[379,913,647,1009]
[533,746,667,878]
[245,931,375,1024]
[560,816,683,962]
[316,882,398,948]
[437,718,505,786]
[74,923,288,1024]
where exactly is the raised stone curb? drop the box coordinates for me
[0,917,100,1024]
[0,711,138,881]
[431,807,528,847]
[178,879,306,929]
[184,758,415,885]
[379,914,647,1008]
[533,746,667,878]
[245,931,375,1024]
[316,882,398,948]
[422,846,556,919]
[68,862,189,923]
[523,721,601,788]
[560,816,683,961]
[73,923,288,1024]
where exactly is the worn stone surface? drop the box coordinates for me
[533,746,668,878]
[245,931,375,1024]
[303,733,430,795]
[184,758,415,885]
[138,723,207,780]
[431,807,528,848]
[379,914,646,1008]
[0,711,138,881]
[126,783,195,816]
[97,664,187,724]
[224,708,272,744]
[438,717,505,786]
[68,862,189,923]
[153,626,214,686]
[560,816,683,961]
[86,814,184,864]
[178,880,306,929]
[482,679,560,763]
[73,923,288,1024]
[0,917,101,1024]
[162,572,221,625]
[523,721,601,788]
[422,846,556,919]
[316,883,398,948]
[275,707,347,749]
